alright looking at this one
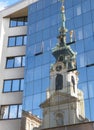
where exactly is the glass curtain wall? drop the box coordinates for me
[23,0,94,128]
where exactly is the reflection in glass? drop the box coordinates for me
[1,106,9,119]
[9,105,17,118]
[8,37,15,46]
[88,81,94,98]
[3,80,11,92]
[12,80,19,91]
[20,79,24,91]
[10,18,17,27]
[14,57,21,67]
[0,105,22,119]
[18,105,22,118]
[6,58,14,68]
[16,36,23,46]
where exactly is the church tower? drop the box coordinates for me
[39,0,88,129]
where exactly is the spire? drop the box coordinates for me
[58,0,68,46]
[52,0,76,70]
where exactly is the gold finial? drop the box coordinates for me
[61,6,65,13]
[70,30,74,42]
[70,30,74,38]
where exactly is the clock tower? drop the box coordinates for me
[39,0,88,129]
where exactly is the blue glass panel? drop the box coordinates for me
[12,80,19,91]
[36,31,43,42]
[86,50,94,65]
[78,82,89,99]
[25,69,34,82]
[75,27,83,40]
[32,93,41,109]
[32,109,42,119]
[9,105,17,118]
[87,66,94,81]
[88,81,94,98]
[6,58,14,68]
[72,0,81,5]
[90,98,94,120]
[91,9,94,22]
[17,18,24,26]
[78,68,87,83]
[14,57,21,67]
[43,28,50,40]
[85,100,90,120]
[65,0,72,8]
[73,4,82,16]
[10,19,17,27]
[16,36,23,46]
[24,82,33,96]
[20,79,24,91]
[77,53,86,68]
[18,105,22,118]
[76,40,84,54]
[42,64,50,78]
[51,14,58,26]
[66,7,73,20]
[35,55,42,67]
[91,0,94,9]
[82,0,90,13]
[34,79,41,94]
[2,106,9,119]
[42,77,49,92]
[51,2,58,15]
[23,36,27,45]
[84,37,94,51]
[51,24,58,37]
[22,56,25,67]
[83,12,92,26]
[34,66,42,80]
[4,80,11,92]
[8,37,15,46]
[27,56,34,69]
[23,96,33,111]
[43,6,51,18]
[44,39,51,52]
[42,52,50,65]
[74,15,82,28]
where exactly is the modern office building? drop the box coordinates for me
[0,0,94,130]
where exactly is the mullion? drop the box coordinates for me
[13,57,15,68]
[11,80,12,92]
[8,105,10,119]
[19,79,21,91]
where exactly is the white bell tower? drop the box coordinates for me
[39,0,88,129]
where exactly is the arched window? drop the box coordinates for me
[71,76,75,92]
[55,74,63,90]
[56,113,64,126]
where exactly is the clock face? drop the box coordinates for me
[56,65,62,71]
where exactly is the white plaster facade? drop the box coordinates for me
[0,0,37,130]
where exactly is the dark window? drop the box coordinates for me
[8,35,27,47]
[10,16,27,27]
[0,104,22,119]
[55,74,63,90]
[6,56,25,68]
[3,79,24,92]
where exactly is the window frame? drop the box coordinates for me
[8,35,27,47]
[3,78,24,93]
[9,16,28,27]
[0,104,22,120]
[6,56,25,69]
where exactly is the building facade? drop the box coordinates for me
[0,0,94,130]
